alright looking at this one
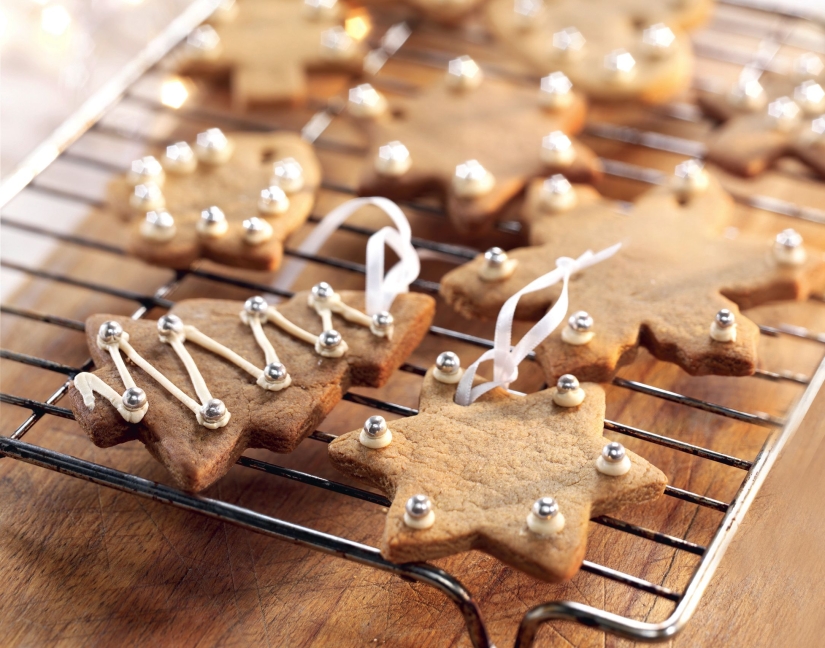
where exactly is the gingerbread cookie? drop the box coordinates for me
[350,58,601,236]
[699,57,825,177]
[441,165,825,382]
[107,129,320,271]
[179,0,365,109]
[68,290,435,492]
[328,365,667,581]
[486,0,712,104]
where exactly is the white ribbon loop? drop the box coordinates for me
[454,243,622,407]
[273,196,420,315]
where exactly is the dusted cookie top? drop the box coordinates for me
[354,62,601,237]
[328,369,667,582]
[68,291,435,492]
[106,131,321,271]
[441,170,825,382]
[486,0,711,104]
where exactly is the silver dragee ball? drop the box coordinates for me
[532,497,559,519]
[406,494,432,519]
[484,247,507,266]
[244,296,268,315]
[557,374,579,392]
[264,362,287,383]
[363,415,388,438]
[715,309,735,328]
[98,320,124,343]
[568,310,593,332]
[435,351,460,374]
[312,282,334,300]
[602,441,626,463]
[121,387,147,411]
[372,311,394,331]
[157,314,184,336]
[319,330,342,349]
[201,398,227,423]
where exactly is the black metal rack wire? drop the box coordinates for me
[2,0,825,645]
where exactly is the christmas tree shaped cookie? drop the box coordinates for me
[441,165,825,382]
[349,57,601,236]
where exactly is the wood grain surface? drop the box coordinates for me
[2,4,825,647]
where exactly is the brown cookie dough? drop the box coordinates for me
[178,0,365,109]
[67,291,435,492]
[699,68,825,178]
[107,131,320,271]
[353,64,601,237]
[486,0,710,104]
[328,369,667,582]
[440,172,825,383]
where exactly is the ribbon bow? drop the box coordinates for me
[274,196,420,315]
[454,243,622,406]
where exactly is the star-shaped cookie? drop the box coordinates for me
[67,291,435,492]
[178,0,365,109]
[441,172,825,383]
[699,69,825,178]
[353,66,601,236]
[486,0,710,104]
[105,131,320,271]
[328,369,667,581]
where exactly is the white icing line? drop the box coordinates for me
[184,325,262,380]
[247,317,280,366]
[73,373,148,423]
[266,306,318,346]
[119,338,201,416]
[106,338,137,389]
[168,336,213,405]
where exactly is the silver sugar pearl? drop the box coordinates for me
[196,128,229,153]
[200,398,227,423]
[157,314,184,336]
[776,228,803,250]
[794,80,825,113]
[187,24,221,52]
[568,310,593,332]
[363,415,388,438]
[532,496,559,520]
[540,71,573,98]
[164,141,195,169]
[312,282,334,300]
[514,0,543,21]
[348,83,386,115]
[542,131,573,154]
[435,351,460,374]
[484,247,507,267]
[715,309,735,328]
[447,55,483,88]
[304,0,338,15]
[201,205,226,224]
[604,49,636,78]
[543,173,572,195]
[675,158,705,180]
[263,362,288,383]
[372,311,394,331]
[552,27,586,56]
[378,141,410,165]
[320,26,354,55]
[272,157,304,192]
[243,216,268,234]
[145,210,175,230]
[811,116,825,139]
[98,320,124,344]
[455,159,489,183]
[121,387,147,412]
[132,182,163,206]
[319,330,342,349]
[259,185,289,212]
[642,23,675,54]
[767,96,801,124]
[601,441,626,463]
[557,374,579,393]
[730,76,766,109]
[405,494,432,519]
[130,156,164,183]
[244,296,268,315]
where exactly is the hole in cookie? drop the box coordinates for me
[391,107,406,120]
[260,148,278,164]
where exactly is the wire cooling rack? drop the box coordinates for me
[2,0,825,645]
